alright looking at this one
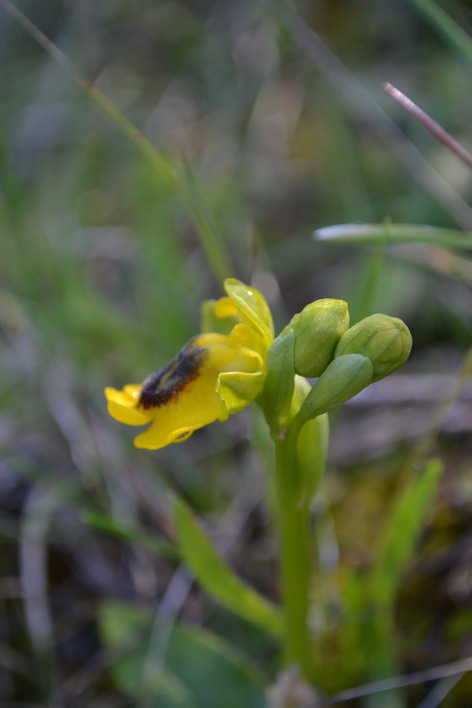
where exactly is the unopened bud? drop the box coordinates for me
[291,299,350,377]
[298,354,374,422]
[335,314,412,382]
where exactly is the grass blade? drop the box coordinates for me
[371,458,443,608]
[314,223,472,250]
[0,0,231,283]
[410,0,472,64]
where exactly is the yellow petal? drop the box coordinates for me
[107,399,151,426]
[229,323,265,366]
[224,278,274,349]
[105,384,141,406]
[200,298,238,335]
[105,387,151,426]
[193,333,259,374]
[134,420,202,449]
[132,335,249,450]
[214,297,238,319]
[133,360,222,449]
[193,332,235,349]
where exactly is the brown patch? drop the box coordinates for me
[138,341,207,410]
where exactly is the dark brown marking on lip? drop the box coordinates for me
[138,341,207,410]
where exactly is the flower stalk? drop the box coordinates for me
[274,424,312,677]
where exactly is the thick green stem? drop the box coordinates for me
[274,425,311,678]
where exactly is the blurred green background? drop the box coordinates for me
[1,1,472,706]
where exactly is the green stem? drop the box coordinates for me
[274,421,311,678]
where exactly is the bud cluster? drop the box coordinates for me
[263,298,412,433]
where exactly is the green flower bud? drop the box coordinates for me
[290,299,350,377]
[298,353,374,422]
[334,314,412,382]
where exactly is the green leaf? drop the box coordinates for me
[349,244,386,324]
[340,459,443,695]
[172,496,282,637]
[98,601,267,708]
[145,672,197,708]
[410,0,472,64]
[370,458,443,608]
[162,622,266,708]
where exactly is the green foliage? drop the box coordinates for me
[410,0,472,63]
[1,0,471,705]
[340,459,443,706]
[99,601,266,708]
[370,459,443,609]
[173,496,282,637]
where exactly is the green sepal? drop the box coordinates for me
[259,327,296,436]
[298,353,374,422]
[290,375,311,418]
[296,412,329,507]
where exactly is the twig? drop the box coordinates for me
[301,655,472,706]
[279,0,472,231]
[416,674,463,708]
[20,485,58,698]
[138,566,193,708]
[383,83,472,170]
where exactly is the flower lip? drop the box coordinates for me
[138,341,207,410]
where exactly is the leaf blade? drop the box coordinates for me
[173,496,282,637]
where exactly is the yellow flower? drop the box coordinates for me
[105,279,273,450]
